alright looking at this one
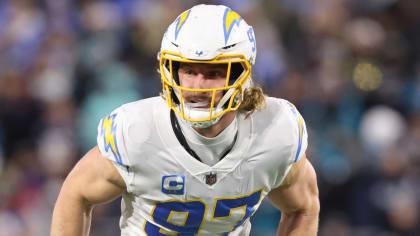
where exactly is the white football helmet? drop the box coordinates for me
[159,4,257,128]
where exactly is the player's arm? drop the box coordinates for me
[267,153,320,236]
[51,146,126,236]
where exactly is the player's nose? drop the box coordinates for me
[191,73,208,89]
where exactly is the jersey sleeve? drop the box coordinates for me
[263,98,310,189]
[97,106,134,189]
[285,101,308,164]
[270,100,309,189]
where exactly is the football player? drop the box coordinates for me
[51,4,319,236]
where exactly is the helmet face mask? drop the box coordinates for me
[158,4,256,128]
[160,51,251,127]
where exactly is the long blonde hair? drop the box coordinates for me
[239,85,266,118]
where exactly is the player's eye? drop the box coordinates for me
[208,71,223,78]
[182,68,195,75]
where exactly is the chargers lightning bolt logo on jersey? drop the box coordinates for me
[174,9,191,40]
[101,113,123,164]
[223,8,243,44]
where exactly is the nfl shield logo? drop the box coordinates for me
[205,172,217,185]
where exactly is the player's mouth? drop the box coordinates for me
[185,101,211,109]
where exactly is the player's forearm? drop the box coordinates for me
[50,190,94,236]
[276,207,319,236]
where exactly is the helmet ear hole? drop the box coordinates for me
[165,60,180,85]
[221,63,245,109]
[165,60,181,105]
[229,63,244,85]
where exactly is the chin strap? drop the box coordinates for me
[186,110,223,128]
[170,110,202,162]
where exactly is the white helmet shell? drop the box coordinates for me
[160,4,256,64]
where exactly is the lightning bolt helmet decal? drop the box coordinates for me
[174,9,191,40]
[223,8,243,45]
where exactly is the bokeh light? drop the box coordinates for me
[353,61,383,91]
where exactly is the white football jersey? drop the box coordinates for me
[97,96,308,236]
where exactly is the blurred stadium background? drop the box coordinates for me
[0,0,419,235]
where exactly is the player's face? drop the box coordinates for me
[178,63,228,108]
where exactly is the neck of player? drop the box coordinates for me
[193,111,236,138]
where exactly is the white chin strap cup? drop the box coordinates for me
[182,105,224,128]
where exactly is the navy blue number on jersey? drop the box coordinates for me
[144,200,206,235]
[144,189,263,235]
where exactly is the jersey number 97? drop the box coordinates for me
[144,189,263,235]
